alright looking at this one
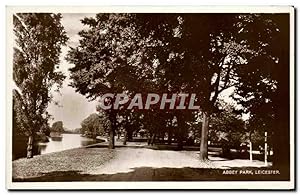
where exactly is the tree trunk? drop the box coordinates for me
[272,82,290,172]
[264,131,268,165]
[177,137,183,150]
[150,134,155,146]
[127,130,133,141]
[147,132,152,145]
[176,114,184,150]
[249,131,253,162]
[108,111,116,149]
[92,130,97,139]
[249,141,253,162]
[199,112,209,161]
[168,129,172,145]
[123,131,127,145]
[176,130,183,150]
[26,134,34,158]
[108,128,115,149]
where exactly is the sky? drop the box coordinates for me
[47,13,97,130]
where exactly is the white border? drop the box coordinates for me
[6,5,294,13]
[6,6,295,190]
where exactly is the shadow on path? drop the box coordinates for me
[13,167,289,182]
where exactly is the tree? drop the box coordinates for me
[135,14,203,149]
[13,89,29,137]
[143,13,290,164]
[67,14,193,150]
[73,128,82,134]
[118,110,142,142]
[51,121,64,133]
[209,102,245,156]
[40,121,51,136]
[232,14,290,170]
[157,14,287,161]
[67,14,160,149]
[13,13,68,158]
[67,13,290,166]
[181,15,252,160]
[138,14,250,159]
[81,113,110,139]
[13,89,29,159]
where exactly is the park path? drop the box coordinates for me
[88,148,212,175]
[13,147,272,181]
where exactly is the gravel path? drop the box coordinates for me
[13,147,271,181]
[183,151,271,169]
[88,148,213,175]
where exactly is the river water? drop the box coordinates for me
[38,134,100,155]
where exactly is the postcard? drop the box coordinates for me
[6,6,295,190]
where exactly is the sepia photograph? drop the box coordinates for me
[6,6,295,190]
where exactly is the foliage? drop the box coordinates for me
[231,14,290,166]
[13,13,68,138]
[13,13,68,157]
[40,122,51,136]
[67,14,147,147]
[67,13,289,165]
[81,112,111,139]
[209,102,245,147]
[13,89,29,136]
[51,121,64,133]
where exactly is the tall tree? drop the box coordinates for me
[232,14,290,170]
[144,14,291,164]
[13,13,68,158]
[181,14,251,160]
[67,14,163,149]
[68,14,133,148]
[139,14,250,159]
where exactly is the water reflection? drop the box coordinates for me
[38,134,101,155]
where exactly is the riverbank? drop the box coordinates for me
[12,147,288,182]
